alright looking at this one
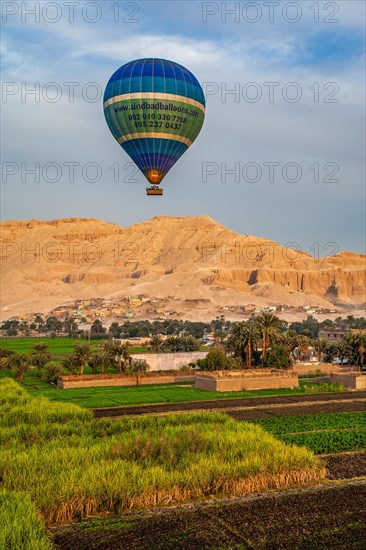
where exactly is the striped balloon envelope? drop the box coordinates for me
[103,58,206,193]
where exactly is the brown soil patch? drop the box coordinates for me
[226,400,366,420]
[92,392,366,419]
[326,452,366,480]
[51,480,366,550]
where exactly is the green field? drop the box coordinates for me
[0,337,100,355]
[0,379,323,528]
[0,337,147,356]
[251,412,366,454]
[0,368,340,408]
[1,378,364,548]
[252,412,366,435]
[0,337,347,409]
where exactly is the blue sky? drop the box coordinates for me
[1,0,365,253]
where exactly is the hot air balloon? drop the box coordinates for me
[103,58,206,195]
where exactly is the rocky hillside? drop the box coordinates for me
[0,216,365,317]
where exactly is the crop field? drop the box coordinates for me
[1,378,365,549]
[51,482,366,550]
[0,337,103,355]
[0,378,324,541]
[0,491,52,550]
[0,365,349,410]
[0,337,146,362]
[250,412,366,454]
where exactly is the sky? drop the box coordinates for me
[1,0,365,254]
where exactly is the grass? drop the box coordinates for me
[0,337,147,358]
[0,379,325,525]
[250,412,366,454]
[0,337,103,355]
[0,491,52,550]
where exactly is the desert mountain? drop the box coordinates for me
[0,216,365,318]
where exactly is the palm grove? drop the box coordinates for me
[1,314,365,382]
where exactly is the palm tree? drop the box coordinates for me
[73,343,92,375]
[281,331,299,366]
[0,347,15,369]
[336,339,352,365]
[349,333,366,369]
[100,341,114,352]
[149,335,164,353]
[325,343,338,363]
[129,359,150,385]
[228,322,260,368]
[296,335,311,362]
[32,342,49,354]
[92,350,112,375]
[255,313,282,363]
[358,333,366,370]
[44,363,63,383]
[62,355,78,375]
[313,338,328,363]
[100,341,119,370]
[88,354,100,374]
[6,352,30,380]
[30,347,51,377]
[111,342,132,373]
[112,344,125,373]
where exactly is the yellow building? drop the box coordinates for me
[129,298,143,307]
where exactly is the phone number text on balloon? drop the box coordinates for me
[128,113,187,124]
[132,120,182,130]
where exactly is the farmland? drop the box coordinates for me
[51,481,366,550]
[0,491,52,550]
[251,411,366,434]
[0,337,147,359]
[0,366,349,409]
[0,336,352,410]
[1,337,365,549]
[1,381,365,548]
[0,379,324,521]
[251,412,366,454]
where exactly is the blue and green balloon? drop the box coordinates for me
[103,58,206,187]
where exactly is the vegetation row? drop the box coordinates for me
[0,379,324,527]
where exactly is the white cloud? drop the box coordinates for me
[1,0,364,251]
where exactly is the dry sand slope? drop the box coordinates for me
[0,216,365,317]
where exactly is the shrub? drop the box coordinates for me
[162,335,200,352]
[179,365,191,372]
[44,363,64,383]
[263,344,291,369]
[201,350,238,371]
[303,382,345,393]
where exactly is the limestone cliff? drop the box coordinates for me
[0,216,365,316]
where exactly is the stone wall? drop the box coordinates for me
[195,370,299,392]
[293,363,361,376]
[292,363,341,376]
[330,373,366,390]
[57,373,195,389]
[131,351,208,371]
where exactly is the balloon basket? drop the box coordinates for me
[146,187,163,196]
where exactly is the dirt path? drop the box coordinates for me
[93,391,366,419]
[51,478,366,550]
